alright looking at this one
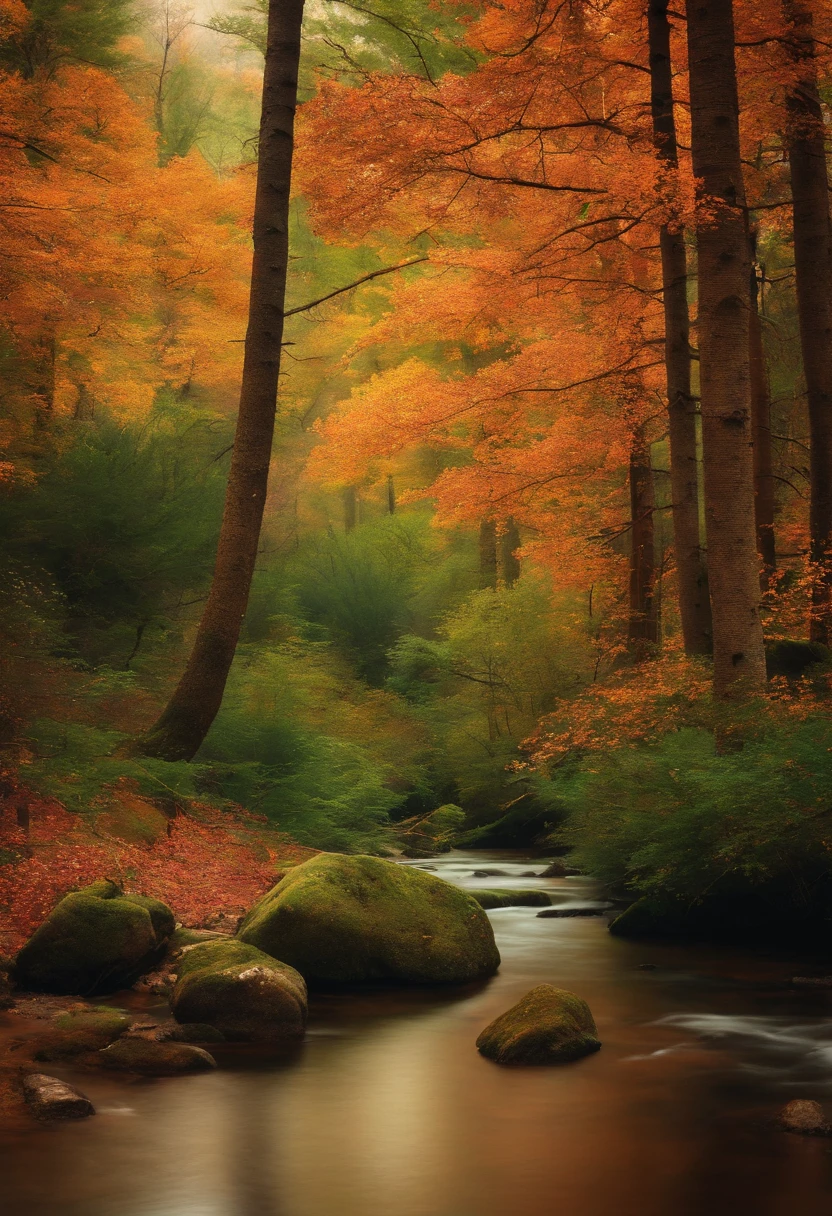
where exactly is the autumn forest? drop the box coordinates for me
[4,0,832,1211]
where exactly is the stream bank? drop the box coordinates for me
[3,850,832,1216]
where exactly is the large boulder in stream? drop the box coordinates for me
[476,984,601,1065]
[14,880,174,995]
[238,853,501,987]
[171,939,307,1041]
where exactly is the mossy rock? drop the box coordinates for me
[168,928,228,953]
[471,890,551,910]
[172,939,307,1042]
[33,1006,131,1060]
[94,796,169,845]
[99,1039,216,1075]
[476,984,601,1065]
[238,853,501,987]
[14,881,174,995]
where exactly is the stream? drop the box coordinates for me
[4,850,832,1215]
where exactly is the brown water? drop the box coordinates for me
[4,851,832,1216]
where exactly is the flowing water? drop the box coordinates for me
[4,851,832,1216]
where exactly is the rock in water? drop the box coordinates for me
[23,1074,95,1120]
[476,984,601,1065]
[472,890,551,910]
[32,1006,132,1061]
[99,1039,216,1075]
[238,853,501,987]
[778,1100,832,1136]
[171,939,307,1042]
[14,880,175,995]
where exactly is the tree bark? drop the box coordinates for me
[783,0,832,644]
[747,234,776,587]
[648,0,712,654]
[686,0,766,699]
[386,474,396,515]
[627,427,658,652]
[478,519,497,590]
[500,517,521,588]
[135,0,306,760]
[343,485,357,532]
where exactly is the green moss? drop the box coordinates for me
[99,1039,216,1074]
[470,890,551,910]
[476,984,601,1065]
[14,881,174,995]
[172,938,307,1042]
[32,1005,131,1060]
[168,928,228,952]
[237,853,501,987]
[122,895,175,943]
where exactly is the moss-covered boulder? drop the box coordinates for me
[476,984,601,1064]
[238,853,501,987]
[14,880,174,995]
[471,890,551,910]
[99,1039,216,1074]
[33,1006,131,1061]
[171,939,307,1042]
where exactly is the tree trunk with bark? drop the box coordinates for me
[500,517,521,588]
[747,235,776,587]
[135,0,306,760]
[627,427,658,652]
[648,0,712,654]
[686,0,766,699]
[478,519,498,590]
[783,0,832,644]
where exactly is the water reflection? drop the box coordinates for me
[3,850,832,1215]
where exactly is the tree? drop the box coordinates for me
[647,0,711,654]
[136,0,307,760]
[686,0,766,698]
[783,0,832,644]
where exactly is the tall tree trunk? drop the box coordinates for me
[783,0,832,644]
[386,474,396,515]
[500,517,521,588]
[478,519,497,590]
[647,0,712,654]
[627,427,658,652]
[135,0,306,760]
[747,233,776,587]
[686,0,766,699]
[343,485,357,532]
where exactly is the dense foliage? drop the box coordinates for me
[3,0,832,944]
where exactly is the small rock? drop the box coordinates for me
[637,963,658,971]
[476,984,601,1065]
[23,1074,95,1120]
[472,869,508,878]
[791,976,832,988]
[539,862,583,878]
[521,871,541,878]
[473,890,551,910]
[778,1099,832,1136]
[99,1039,216,1075]
[536,907,608,919]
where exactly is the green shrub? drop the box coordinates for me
[560,721,832,905]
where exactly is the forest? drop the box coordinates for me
[4,0,832,1211]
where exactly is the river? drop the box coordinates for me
[4,850,832,1215]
